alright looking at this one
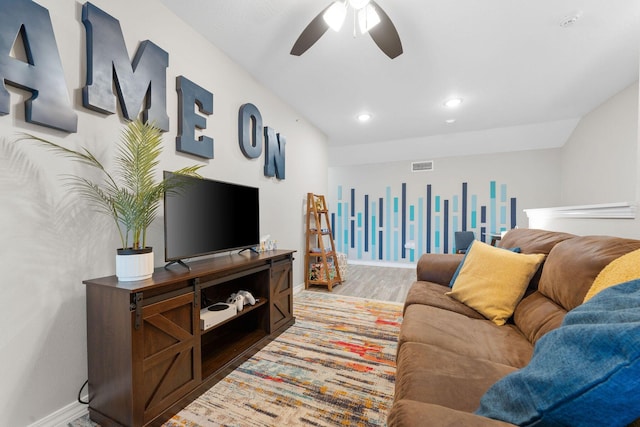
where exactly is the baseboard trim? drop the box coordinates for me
[293,282,305,294]
[347,260,416,269]
[28,397,88,427]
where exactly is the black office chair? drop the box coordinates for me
[454,231,475,254]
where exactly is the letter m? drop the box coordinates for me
[82,2,169,131]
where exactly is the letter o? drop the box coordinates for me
[238,103,263,159]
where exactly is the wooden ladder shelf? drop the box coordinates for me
[305,193,342,291]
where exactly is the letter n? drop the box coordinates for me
[82,2,169,131]
[263,126,285,180]
[0,0,77,132]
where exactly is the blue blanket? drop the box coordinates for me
[476,278,640,426]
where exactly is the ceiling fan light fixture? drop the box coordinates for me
[358,4,381,34]
[323,1,348,32]
[291,0,403,59]
[349,0,371,10]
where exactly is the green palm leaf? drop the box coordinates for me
[19,119,204,250]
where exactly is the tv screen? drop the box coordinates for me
[163,172,260,262]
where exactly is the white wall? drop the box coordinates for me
[0,0,327,425]
[524,82,640,237]
[560,82,639,205]
[329,119,578,167]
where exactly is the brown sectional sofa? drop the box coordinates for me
[388,228,640,426]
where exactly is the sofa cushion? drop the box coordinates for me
[395,342,517,412]
[399,304,533,368]
[403,280,486,318]
[512,291,565,344]
[498,228,575,256]
[388,400,516,427]
[498,228,575,290]
[476,279,640,427]
[538,235,640,311]
[584,248,640,302]
[416,253,464,285]
[446,241,546,325]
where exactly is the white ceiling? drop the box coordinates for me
[157,0,640,154]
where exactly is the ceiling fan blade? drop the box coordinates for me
[368,1,403,59]
[290,5,332,56]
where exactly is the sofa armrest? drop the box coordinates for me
[388,400,515,427]
[416,253,465,286]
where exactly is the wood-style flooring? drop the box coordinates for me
[306,263,416,303]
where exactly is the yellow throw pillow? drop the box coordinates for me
[446,241,546,325]
[584,248,640,303]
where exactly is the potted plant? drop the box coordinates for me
[20,119,203,281]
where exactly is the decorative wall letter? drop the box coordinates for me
[264,126,286,180]
[0,0,77,132]
[238,103,263,159]
[176,76,213,159]
[82,2,169,131]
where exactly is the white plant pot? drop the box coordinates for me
[116,248,154,282]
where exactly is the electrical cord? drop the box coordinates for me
[78,379,89,404]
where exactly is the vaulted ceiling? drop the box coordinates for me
[158,0,640,155]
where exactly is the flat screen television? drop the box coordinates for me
[163,172,260,265]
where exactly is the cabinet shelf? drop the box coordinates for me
[83,250,295,427]
[201,297,268,334]
[308,251,335,257]
[309,228,331,235]
[201,326,268,379]
[308,278,341,285]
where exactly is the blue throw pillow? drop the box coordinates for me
[449,243,521,287]
[449,243,472,287]
[476,278,640,427]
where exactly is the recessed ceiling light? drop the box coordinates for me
[357,113,371,122]
[445,119,456,124]
[444,98,463,108]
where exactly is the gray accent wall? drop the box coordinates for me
[329,148,563,263]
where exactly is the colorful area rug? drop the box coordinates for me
[166,291,403,427]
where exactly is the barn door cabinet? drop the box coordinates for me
[84,250,295,427]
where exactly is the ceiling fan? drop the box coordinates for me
[290,0,403,59]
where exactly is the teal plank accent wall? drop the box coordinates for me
[333,180,518,262]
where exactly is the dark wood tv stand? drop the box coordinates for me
[83,250,295,427]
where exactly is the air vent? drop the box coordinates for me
[411,160,434,172]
